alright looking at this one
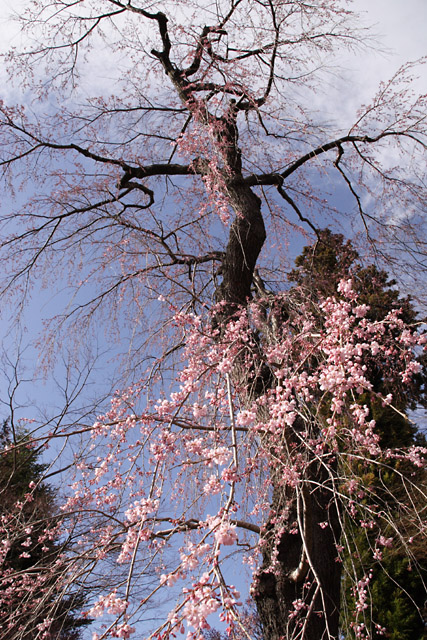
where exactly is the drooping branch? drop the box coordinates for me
[244,130,426,187]
[0,115,197,182]
[152,518,261,539]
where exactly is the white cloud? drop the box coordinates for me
[354,0,426,62]
[322,0,427,125]
[0,0,424,112]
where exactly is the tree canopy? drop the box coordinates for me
[0,1,426,640]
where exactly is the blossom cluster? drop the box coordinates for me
[8,280,424,640]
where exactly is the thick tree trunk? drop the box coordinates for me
[214,130,342,639]
[215,180,266,309]
[254,457,342,640]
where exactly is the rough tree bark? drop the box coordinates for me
[255,458,342,640]
[210,117,341,638]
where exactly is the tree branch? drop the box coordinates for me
[244,131,419,186]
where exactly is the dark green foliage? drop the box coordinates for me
[289,231,427,640]
[0,420,89,640]
[370,555,426,640]
[288,229,359,297]
[289,229,426,409]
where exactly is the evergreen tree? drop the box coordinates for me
[0,421,89,640]
[288,231,427,639]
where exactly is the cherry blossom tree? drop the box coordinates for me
[0,1,426,639]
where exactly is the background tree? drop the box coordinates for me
[0,421,89,639]
[207,230,427,639]
[0,1,426,639]
[288,230,427,638]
